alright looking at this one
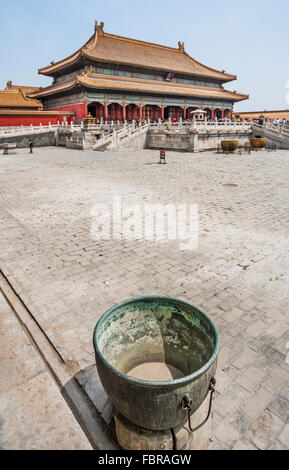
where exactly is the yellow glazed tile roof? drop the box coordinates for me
[0,89,42,109]
[38,24,236,82]
[29,78,77,98]
[4,81,41,96]
[237,110,289,119]
[0,109,74,116]
[31,72,248,102]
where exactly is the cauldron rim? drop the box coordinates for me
[93,296,220,387]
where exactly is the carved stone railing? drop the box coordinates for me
[0,121,82,138]
[252,121,289,147]
[92,122,147,150]
[148,119,252,133]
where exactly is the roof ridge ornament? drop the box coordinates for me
[95,20,104,34]
[178,41,185,52]
[18,87,30,101]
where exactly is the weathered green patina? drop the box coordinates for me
[93,296,220,431]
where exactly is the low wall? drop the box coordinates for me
[0,131,56,149]
[64,130,106,150]
[47,103,87,123]
[197,132,251,151]
[147,128,252,152]
[146,130,197,152]
[114,128,149,150]
[0,113,73,127]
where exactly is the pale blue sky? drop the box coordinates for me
[1,0,288,111]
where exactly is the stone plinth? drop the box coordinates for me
[82,123,100,132]
[114,413,193,450]
[147,125,251,152]
[3,143,17,155]
[65,130,103,150]
[147,129,198,152]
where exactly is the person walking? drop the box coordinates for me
[28,139,33,154]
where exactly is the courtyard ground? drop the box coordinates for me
[0,292,91,449]
[0,146,288,450]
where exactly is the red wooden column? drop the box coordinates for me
[117,105,122,121]
[153,107,159,121]
[104,102,108,121]
[123,103,126,121]
[161,105,164,120]
[221,108,224,119]
[82,101,88,119]
[183,106,186,120]
[111,104,116,121]
[139,104,143,120]
[211,108,215,119]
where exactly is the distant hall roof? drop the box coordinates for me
[0,83,42,109]
[4,81,41,96]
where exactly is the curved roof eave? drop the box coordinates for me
[37,28,236,82]
[38,34,95,75]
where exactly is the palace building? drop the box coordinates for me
[236,110,289,121]
[29,21,248,123]
[0,81,74,126]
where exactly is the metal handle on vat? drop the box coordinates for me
[181,377,216,434]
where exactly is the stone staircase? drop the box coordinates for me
[92,123,149,151]
[252,122,289,149]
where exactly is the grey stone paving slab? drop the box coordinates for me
[0,147,288,449]
[0,294,91,450]
[278,424,289,447]
[267,396,289,423]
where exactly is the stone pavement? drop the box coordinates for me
[0,292,91,449]
[0,146,288,450]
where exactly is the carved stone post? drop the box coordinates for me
[188,128,199,152]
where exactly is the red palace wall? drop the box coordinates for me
[46,103,87,122]
[0,113,73,127]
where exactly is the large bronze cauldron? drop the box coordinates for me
[221,140,239,152]
[93,296,220,431]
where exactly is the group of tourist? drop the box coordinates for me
[93,116,239,125]
[91,115,289,127]
[254,117,289,127]
[270,118,288,126]
[91,116,289,126]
